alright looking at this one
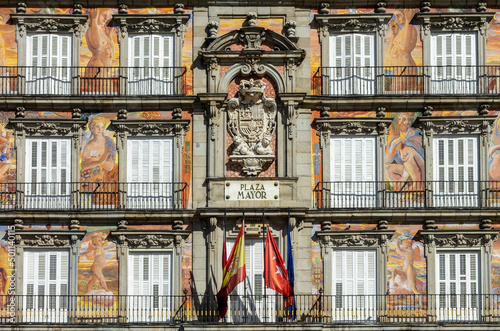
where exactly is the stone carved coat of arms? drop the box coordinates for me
[227,79,277,176]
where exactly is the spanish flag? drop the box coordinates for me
[217,222,246,319]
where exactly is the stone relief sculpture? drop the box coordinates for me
[227,79,277,176]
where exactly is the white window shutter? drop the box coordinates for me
[127,138,174,183]
[332,250,376,296]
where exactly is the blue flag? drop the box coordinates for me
[287,222,296,320]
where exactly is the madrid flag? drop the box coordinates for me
[264,228,292,297]
[217,223,246,319]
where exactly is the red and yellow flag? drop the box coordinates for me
[217,223,246,319]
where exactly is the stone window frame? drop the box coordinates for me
[9,114,88,188]
[316,230,395,299]
[414,12,494,94]
[313,14,391,93]
[415,115,495,207]
[14,225,86,297]
[416,229,498,321]
[111,13,190,95]
[314,117,393,185]
[111,117,190,187]
[110,227,190,297]
[9,13,88,95]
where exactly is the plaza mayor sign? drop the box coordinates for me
[225,181,279,200]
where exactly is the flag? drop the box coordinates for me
[287,222,296,320]
[222,212,227,270]
[217,222,246,319]
[264,228,291,297]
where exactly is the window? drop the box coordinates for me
[23,250,69,323]
[226,238,276,322]
[431,33,477,94]
[128,252,172,323]
[128,35,174,95]
[332,250,376,322]
[437,252,479,321]
[27,34,72,95]
[25,138,71,209]
[329,34,375,95]
[330,136,376,207]
[127,138,173,209]
[433,136,478,207]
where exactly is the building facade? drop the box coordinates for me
[0,0,500,329]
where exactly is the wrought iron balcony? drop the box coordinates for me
[313,180,500,209]
[0,182,188,211]
[1,294,499,324]
[312,65,500,96]
[0,66,187,96]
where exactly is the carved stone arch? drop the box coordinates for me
[217,63,286,95]
[205,27,300,52]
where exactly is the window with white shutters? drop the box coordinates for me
[329,33,375,95]
[431,33,477,94]
[23,250,69,322]
[127,138,173,209]
[25,138,71,209]
[433,136,478,207]
[226,238,276,322]
[436,252,479,321]
[128,252,172,322]
[330,136,376,207]
[332,250,376,321]
[128,34,174,95]
[27,34,72,95]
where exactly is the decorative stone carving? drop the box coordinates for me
[238,27,266,50]
[174,3,185,14]
[173,219,184,230]
[72,108,82,119]
[14,219,24,231]
[479,104,490,115]
[378,220,388,230]
[73,4,83,15]
[15,107,25,118]
[118,3,128,14]
[117,220,128,230]
[375,2,387,13]
[481,219,492,229]
[242,54,265,76]
[320,107,330,117]
[227,79,277,176]
[423,219,437,230]
[423,105,434,116]
[284,21,297,38]
[321,220,332,231]
[416,13,494,38]
[69,219,81,231]
[207,21,219,38]
[173,108,183,119]
[125,235,173,247]
[330,235,378,246]
[421,1,431,12]
[10,118,87,138]
[25,235,68,246]
[477,2,488,12]
[416,116,495,136]
[376,107,386,117]
[16,2,27,14]
[319,3,330,15]
[246,12,257,27]
[116,108,127,120]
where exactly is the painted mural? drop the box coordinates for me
[0,225,14,311]
[490,116,500,181]
[78,227,118,312]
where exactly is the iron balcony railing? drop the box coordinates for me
[0,182,188,211]
[1,294,499,324]
[312,65,500,96]
[313,180,500,209]
[0,66,187,96]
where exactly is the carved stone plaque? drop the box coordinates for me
[227,79,277,176]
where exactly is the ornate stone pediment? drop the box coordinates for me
[8,118,87,137]
[9,14,88,38]
[317,230,395,249]
[110,230,190,253]
[227,79,277,176]
[314,13,392,37]
[416,230,498,254]
[415,12,494,37]
[16,230,86,249]
[415,116,495,136]
[111,14,190,38]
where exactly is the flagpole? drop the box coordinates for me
[262,208,266,322]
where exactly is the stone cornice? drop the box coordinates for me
[8,118,87,137]
[111,119,190,136]
[110,229,190,249]
[16,230,86,248]
[111,13,190,36]
[314,117,393,135]
[416,229,498,254]
[415,12,494,36]
[314,13,392,38]
[9,14,88,38]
